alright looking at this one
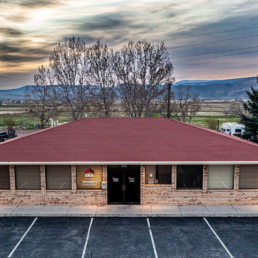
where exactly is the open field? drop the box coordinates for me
[0,101,242,130]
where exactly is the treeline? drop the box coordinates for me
[24,37,200,128]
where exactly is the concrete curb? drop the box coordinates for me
[1,204,258,217]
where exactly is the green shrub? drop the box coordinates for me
[152,113,159,117]
[204,117,218,130]
[3,116,16,129]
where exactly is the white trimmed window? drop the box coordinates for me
[145,165,171,184]
[208,165,234,190]
[239,165,258,189]
[46,165,71,190]
[15,165,41,190]
[0,165,10,190]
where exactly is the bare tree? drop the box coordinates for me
[49,36,93,120]
[188,93,201,123]
[223,99,245,119]
[85,40,117,117]
[170,86,201,123]
[112,40,174,117]
[24,66,57,128]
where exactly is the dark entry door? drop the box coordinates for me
[108,165,140,204]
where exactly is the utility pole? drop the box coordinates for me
[167,81,172,118]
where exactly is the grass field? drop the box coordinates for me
[0,113,73,128]
[0,101,241,130]
[186,116,240,129]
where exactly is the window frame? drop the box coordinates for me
[145,165,172,185]
[176,165,203,190]
[45,165,72,190]
[15,165,41,190]
[0,165,10,190]
[76,165,103,190]
[207,165,234,190]
[239,165,258,190]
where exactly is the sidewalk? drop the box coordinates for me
[1,205,258,217]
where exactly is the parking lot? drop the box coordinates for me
[1,217,258,258]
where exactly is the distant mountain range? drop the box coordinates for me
[172,77,258,99]
[0,77,257,100]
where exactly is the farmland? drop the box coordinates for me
[0,101,241,130]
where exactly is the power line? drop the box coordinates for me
[170,26,258,40]
[174,49,258,63]
[167,34,258,49]
[173,45,258,58]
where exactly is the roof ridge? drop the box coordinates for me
[166,118,258,148]
[0,119,81,146]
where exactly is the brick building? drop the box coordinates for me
[0,117,258,206]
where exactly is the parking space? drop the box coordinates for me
[0,217,34,258]
[208,218,258,258]
[1,217,258,258]
[88,218,154,258]
[0,218,91,258]
[149,218,228,258]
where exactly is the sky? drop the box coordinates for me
[0,0,258,89]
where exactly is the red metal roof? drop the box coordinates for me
[0,117,258,163]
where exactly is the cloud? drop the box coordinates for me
[1,0,258,89]
[0,27,24,37]
[0,0,61,8]
[78,13,141,32]
[0,42,21,54]
[0,40,53,65]
[20,0,61,8]
[0,54,46,62]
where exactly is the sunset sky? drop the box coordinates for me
[0,0,258,89]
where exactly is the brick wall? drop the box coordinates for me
[1,164,258,205]
[0,165,107,206]
[140,165,258,205]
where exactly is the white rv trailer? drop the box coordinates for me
[221,122,245,136]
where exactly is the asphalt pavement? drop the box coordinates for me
[1,217,258,258]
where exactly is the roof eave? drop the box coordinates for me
[1,161,258,165]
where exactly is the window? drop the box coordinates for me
[15,165,41,190]
[145,165,171,184]
[77,165,102,189]
[235,129,241,133]
[0,165,10,189]
[227,129,230,131]
[239,165,258,189]
[177,165,203,190]
[46,165,71,190]
[208,165,234,190]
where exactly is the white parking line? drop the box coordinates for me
[8,217,37,258]
[204,218,233,258]
[81,218,94,258]
[147,218,158,258]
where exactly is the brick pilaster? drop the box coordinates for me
[172,165,177,189]
[102,165,107,182]
[40,165,46,191]
[140,165,145,204]
[203,165,208,192]
[234,165,239,191]
[71,165,77,192]
[9,165,15,191]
